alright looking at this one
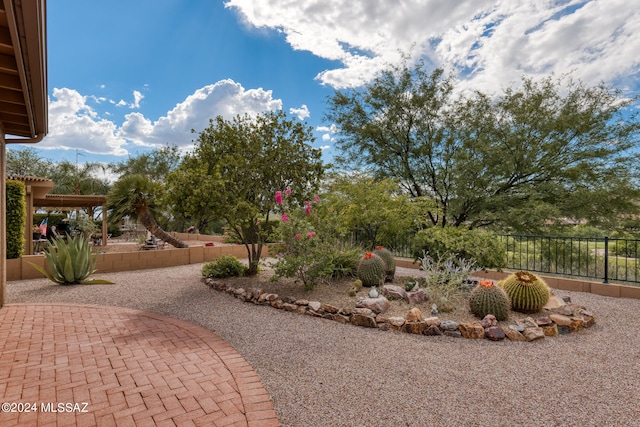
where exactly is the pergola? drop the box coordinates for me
[8,174,109,255]
[0,0,48,307]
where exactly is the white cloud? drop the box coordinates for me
[225,0,640,92]
[119,79,283,147]
[39,88,128,155]
[319,145,330,151]
[289,104,310,120]
[316,124,338,133]
[41,80,285,156]
[131,90,144,109]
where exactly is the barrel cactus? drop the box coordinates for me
[500,270,550,313]
[357,252,386,287]
[469,280,511,321]
[373,246,396,282]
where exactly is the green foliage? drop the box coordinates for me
[327,58,640,232]
[500,271,550,313]
[107,174,187,248]
[6,180,26,259]
[356,252,385,287]
[29,235,113,285]
[373,246,395,282]
[6,147,52,176]
[320,172,423,249]
[469,281,511,321]
[271,189,359,289]
[412,226,506,269]
[201,255,248,278]
[167,110,325,275]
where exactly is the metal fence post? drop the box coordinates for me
[603,236,609,284]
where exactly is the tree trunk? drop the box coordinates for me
[137,208,189,248]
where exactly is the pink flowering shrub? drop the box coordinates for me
[271,188,359,289]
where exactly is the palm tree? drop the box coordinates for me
[107,174,188,248]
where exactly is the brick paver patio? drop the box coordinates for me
[0,303,279,427]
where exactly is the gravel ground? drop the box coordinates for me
[7,263,640,427]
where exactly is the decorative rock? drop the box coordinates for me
[504,327,526,342]
[340,308,353,316]
[549,314,572,327]
[406,288,429,305]
[382,284,408,301]
[480,315,497,329]
[485,326,506,341]
[405,308,423,322]
[459,322,485,339]
[296,306,307,315]
[562,296,572,303]
[258,293,269,304]
[378,323,390,331]
[443,330,462,338]
[542,324,558,337]
[424,317,441,327]
[250,288,263,300]
[543,295,567,310]
[226,286,236,295]
[351,314,377,328]
[523,327,545,341]
[270,299,283,309]
[308,301,322,312]
[535,317,553,327]
[234,288,245,296]
[282,295,297,304]
[509,324,525,333]
[322,312,335,320]
[439,320,459,332]
[557,326,571,335]
[423,325,443,336]
[294,299,309,306]
[520,317,539,328]
[282,303,298,312]
[333,314,350,325]
[375,314,389,324]
[352,307,375,317]
[582,314,595,328]
[355,297,391,314]
[401,321,427,335]
[320,303,339,314]
[549,304,575,316]
[569,317,584,332]
[387,317,406,328]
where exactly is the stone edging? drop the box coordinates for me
[202,278,595,342]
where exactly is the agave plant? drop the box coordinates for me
[29,235,113,285]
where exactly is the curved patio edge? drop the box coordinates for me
[0,303,280,427]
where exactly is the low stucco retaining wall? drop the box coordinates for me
[7,243,277,281]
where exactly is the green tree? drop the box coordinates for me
[6,147,52,176]
[326,60,640,231]
[48,160,110,195]
[109,145,181,183]
[167,110,325,275]
[321,172,424,249]
[106,174,188,248]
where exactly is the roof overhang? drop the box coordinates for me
[33,194,107,210]
[0,0,47,142]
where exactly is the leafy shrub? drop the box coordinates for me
[202,255,248,278]
[412,226,506,269]
[6,180,25,259]
[29,235,113,285]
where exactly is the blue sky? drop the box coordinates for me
[10,0,640,170]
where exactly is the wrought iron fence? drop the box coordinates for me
[498,235,640,284]
[348,230,640,285]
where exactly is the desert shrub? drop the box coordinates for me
[412,226,506,269]
[29,235,113,285]
[202,255,248,278]
[419,251,477,312]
